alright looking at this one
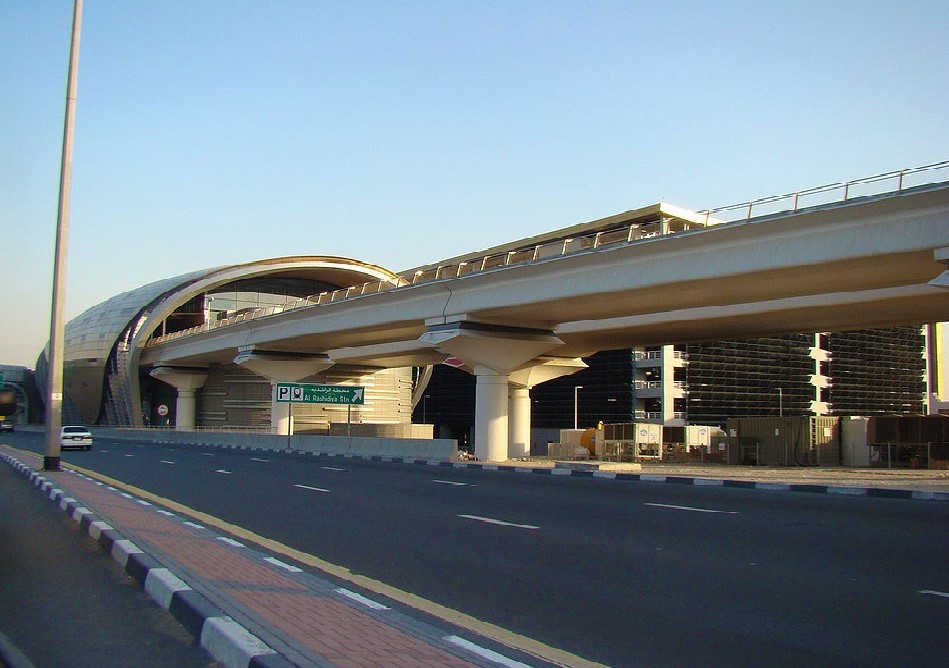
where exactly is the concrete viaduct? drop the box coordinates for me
[139,184,949,461]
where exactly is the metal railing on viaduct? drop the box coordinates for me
[145,160,949,348]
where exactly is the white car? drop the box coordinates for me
[60,425,93,450]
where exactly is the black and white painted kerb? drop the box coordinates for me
[0,452,293,668]
[183,442,949,501]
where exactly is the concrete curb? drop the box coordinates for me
[465,462,949,501]
[191,442,949,502]
[0,453,295,668]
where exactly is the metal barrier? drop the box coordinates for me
[698,160,949,224]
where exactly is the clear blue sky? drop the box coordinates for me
[2,0,947,368]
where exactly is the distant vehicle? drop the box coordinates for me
[60,425,93,450]
[0,420,13,432]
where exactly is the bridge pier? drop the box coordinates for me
[149,367,208,430]
[507,357,588,458]
[420,322,564,461]
[233,347,333,435]
[508,387,531,458]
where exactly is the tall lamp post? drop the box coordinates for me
[44,0,83,471]
[573,385,583,430]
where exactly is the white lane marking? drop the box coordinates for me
[459,514,539,530]
[433,479,474,487]
[201,453,214,457]
[321,466,347,471]
[214,469,232,474]
[217,537,245,548]
[446,635,532,668]
[335,588,389,610]
[645,502,738,514]
[251,457,269,462]
[294,484,331,493]
[183,521,205,530]
[264,557,302,573]
[120,492,134,499]
[136,499,152,507]
[124,454,135,457]
[157,510,176,517]
[918,589,949,598]
[160,460,175,465]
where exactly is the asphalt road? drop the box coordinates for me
[6,431,949,668]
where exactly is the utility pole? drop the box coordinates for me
[44,0,83,471]
[573,385,583,430]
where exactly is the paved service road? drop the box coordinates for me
[7,431,949,668]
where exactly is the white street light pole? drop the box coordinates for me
[574,385,584,430]
[44,0,83,471]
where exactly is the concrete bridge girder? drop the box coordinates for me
[135,186,949,458]
[418,324,564,376]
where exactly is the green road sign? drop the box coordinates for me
[275,383,365,405]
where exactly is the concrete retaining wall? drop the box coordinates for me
[100,428,458,461]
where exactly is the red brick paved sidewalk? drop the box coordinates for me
[1,446,543,668]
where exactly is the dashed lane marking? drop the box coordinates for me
[458,515,539,530]
[433,479,474,487]
[645,502,738,514]
[918,589,949,598]
[294,484,330,493]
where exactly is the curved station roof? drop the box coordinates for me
[39,256,401,426]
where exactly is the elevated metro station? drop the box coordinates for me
[33,169,949,461]
[35,203,724,441]
[35,257,418,434]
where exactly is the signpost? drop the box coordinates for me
[274,383,365,405]
[274,383,365,444]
